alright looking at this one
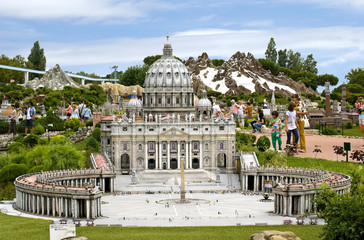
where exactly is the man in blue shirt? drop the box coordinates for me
[25,102,36,135]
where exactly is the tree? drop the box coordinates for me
[345,68,364,87]
[317,74,339,86]
[258,59,279,76]
[0,54,33,83]
[119,65,149,86]
[28,41,46,78]
[211,59,225,67]
[303,54,318,74]
[265,37,277,63]
[287,50,303,72]
[143,55,162,65]
[277,49,288,67]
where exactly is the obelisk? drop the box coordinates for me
[180,158,186,202]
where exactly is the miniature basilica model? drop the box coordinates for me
[100,39,236,174]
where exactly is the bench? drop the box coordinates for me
[86,219,95,226]
[296,217,304,225]
[72,219,81,227]
[309,217,318,225]
[59,219,68,224]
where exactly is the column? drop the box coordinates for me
[41,196,45,215]
[86,200,90,219]
[186,142,189,169]
[288,196,292,216]
[65,199,68,218]
[167,142,170,169]
[159,142,162,170]
[253,175,257,191]
[144,142,148,169]
[199,141,202,169]
[189,142,192,169]
[32,194,36,213]
[177,141,180,169]
[47,197,50,215]
[52,197,56,216]
[283,196,287,215]
[156,142,159,169]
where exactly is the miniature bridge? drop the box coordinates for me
[0,64,117,85]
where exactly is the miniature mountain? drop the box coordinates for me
[25,64,82,90]
[185,52,318,97]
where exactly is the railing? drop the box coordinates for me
[318,120,344,136]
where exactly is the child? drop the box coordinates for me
[269,111,282,151]
[285,101,299,153]
[237,100,245,127]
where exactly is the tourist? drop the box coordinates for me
[263,97,269,109]
[83,104,92,122]
[245,102,253,119]
[292,94,307,153]
[231,99,239,120]
[25,102,36,135]
[8,105,17,137]
[237,100,245,127]
[78,100,86,122]
[66,102,72,121]
[251,108,265,133]
[212,102,221,117]
[71,104,79,119]
[358,96,364,148]
[285,101,299,153]
[269,111,282,151]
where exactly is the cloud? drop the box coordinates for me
[284,0,364,11]
[242,20,275,28]
[196,14,216,22]
[0,0,176,23]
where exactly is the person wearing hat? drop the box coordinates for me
[231,99,239,120]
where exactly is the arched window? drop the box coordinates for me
[163,144,166,150]
[150,143,154,151]
[138,144,142,151]
[172,143,176,150]
[194,143,198,150]
[181,143,185,150]
[205,143,208,150]
[123,143,127,150]
[220,143,224,150]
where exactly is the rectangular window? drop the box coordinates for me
[138,128,142,132]
[158,98,162,104]
[167,98,171,104]
[205,128,208,131]
[176,98,179,104]
[149,128,154,131]
[123,127,127,131]
[193,128,198,131]
[219,126,224,131]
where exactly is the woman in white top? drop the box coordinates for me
[285,101,299,153]
[71,104,79,119]
[237,100,245,127]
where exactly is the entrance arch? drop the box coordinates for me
[192,158,199,169]
[148,159,155,169]
[170,159,177,169]
[163,162,167,170]
[121,153,130,169]
[217,153,227,168]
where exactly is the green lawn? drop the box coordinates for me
[286,156,360,175]
[0,212,323,240]
[343,125,363,137]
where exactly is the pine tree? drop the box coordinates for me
[287,49,303,72]
[265,37,277,63]
[303,54,318,74]
[28,41,46,78]
[277,49,288,67]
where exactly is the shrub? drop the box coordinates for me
[95,121,101,128]
[38,138,48,145]
[86,119,93,127]
[7,142,25,154]
[0,182,16,200]
[33,124,45,135]
[256,136,271,151]
[258,149,287,167]
[92,128,101,142]
[28,165,47,174]
[344,121,353,129]
[50,135,67,145]
[22,134,39,147]
[64,118,81,131]
[324,127,341,135]
[12,134,25,142]
[0,163,28,186]
[86,137,99,151]
[0,120,9,134]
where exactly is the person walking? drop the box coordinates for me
[8,105,17,137]
[237,100,245,127]
[78,100,86,123]
[71,104,79,119]
[292,94,307,152]
[25,102,36,135]
[269,111,282,151]
[212,102,221,117]
[66,102,72,121]
[358,96,364,148]
[245,102,253,119]
[83,104,92,122]
[285,101,299,153]
[263,97,269,109]
[231,99,239,120]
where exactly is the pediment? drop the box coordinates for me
[160,127,188,136]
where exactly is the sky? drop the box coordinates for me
[1,0,364,89]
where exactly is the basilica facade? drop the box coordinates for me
[100,39,236,174]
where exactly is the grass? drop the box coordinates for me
[0,212,323,240]
[286,156,360,176]
[343,125,363,137]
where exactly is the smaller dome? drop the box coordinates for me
[127,91,142,110]
[197,90,212,107]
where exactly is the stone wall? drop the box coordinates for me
[69,126,93,143]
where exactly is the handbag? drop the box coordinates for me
[303,115,310,128]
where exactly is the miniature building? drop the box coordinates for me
[100,40,236,174]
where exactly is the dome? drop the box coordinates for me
[143,41,192,88]
[127,90,142,110]
[197,90,212,107]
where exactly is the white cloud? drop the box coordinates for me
[283,0,364,11]
[196,14,216,22]
[242,20,274,28]
[0,0,176,22]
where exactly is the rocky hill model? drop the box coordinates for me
[185,52,318,97]
[25,64,83,90]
